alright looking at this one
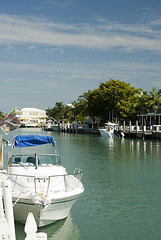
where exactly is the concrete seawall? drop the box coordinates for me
[125,131,161,139]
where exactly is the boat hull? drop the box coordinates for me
[98,129,113,138]
[8,165,84,227]
[51,125,60,132]
[13,194,81,227]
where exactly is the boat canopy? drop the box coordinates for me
[12,135,55,148]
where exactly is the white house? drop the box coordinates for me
[16,108,47,127]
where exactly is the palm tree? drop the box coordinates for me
[135,90,151,127]
[46,102,66,122]
[71,92,89,123]
[149,87,161,123]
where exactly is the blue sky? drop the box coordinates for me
[0,0,161,114]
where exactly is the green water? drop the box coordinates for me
[3,128,161,240]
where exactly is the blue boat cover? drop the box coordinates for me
[13,135,55,148]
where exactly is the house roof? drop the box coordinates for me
[20,108,45,112]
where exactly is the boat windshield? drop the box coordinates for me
[9,153,61,166]
[9,135,62,166]
[105,123,118,130]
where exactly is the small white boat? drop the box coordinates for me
[51,124,60,132]
[98,122,124,138]
[5,135,84,227]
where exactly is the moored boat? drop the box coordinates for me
[51,124,60,132]
[98,122,124,138]
[3,135,84,227]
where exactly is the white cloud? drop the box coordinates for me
[0,60,160,91]
[28,45,36,50]
[0,59,161,113]
[98,18,159,35]
[5,44,15,50]
[0,14,161,52]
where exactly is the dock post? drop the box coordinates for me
[69,124,71,133]
[136,120,138,133]
[0,181,10,240]
[123,121,125,133]
[3,180,16,240]
[25,213,47,240]
[129,121,131,133]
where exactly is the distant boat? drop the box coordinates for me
[25,122,38,128]
[98,122,124,138]
[4,135,84,227]
[51,123,60,132]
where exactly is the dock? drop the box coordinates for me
[43,122,100,135]
[42,121,161,139]
[124,131,161,139]
[124,123,161,139]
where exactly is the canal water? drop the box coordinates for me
[2,128,161,240]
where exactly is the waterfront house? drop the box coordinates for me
[139,103,161,128]
[15,108,47,127]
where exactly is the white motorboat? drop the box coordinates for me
[98,122,124,138]
[51,124,60,132]
[4,135,84,227]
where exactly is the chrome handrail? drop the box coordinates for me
[73,168,84,181]
[4,169,84,197]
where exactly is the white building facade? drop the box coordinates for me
[16,108,47,127]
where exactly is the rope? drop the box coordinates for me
[13,190,26,207]
[38,179,46,202]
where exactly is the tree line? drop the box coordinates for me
[1,79,161,125]
[46,79,161,126]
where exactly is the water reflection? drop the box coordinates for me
[39,214,81,240]
[3,129,161,240]
[98,137,161,163]
[15,214,80,240]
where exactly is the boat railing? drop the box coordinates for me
[2,169,84,196]
[73,168,84,181]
